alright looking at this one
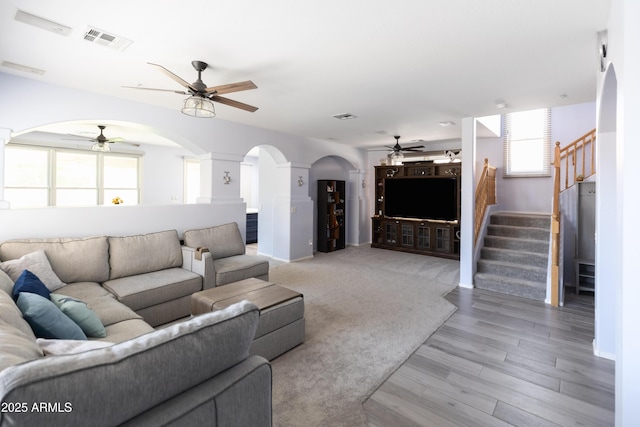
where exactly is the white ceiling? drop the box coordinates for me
[0,0,611,150]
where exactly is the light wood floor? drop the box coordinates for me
[363,288,615,427]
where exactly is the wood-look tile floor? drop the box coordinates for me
[363,288,615,427]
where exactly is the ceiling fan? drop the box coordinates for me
[385,135,424,158]
[65,125,140,152]
[125,61,258,117]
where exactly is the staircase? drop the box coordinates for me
[474,212,551,301]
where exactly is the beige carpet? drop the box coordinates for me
[267,246,460,426]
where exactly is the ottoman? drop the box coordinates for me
[191,278,305,360]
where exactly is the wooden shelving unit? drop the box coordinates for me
[371,163,461,259]
[317,180,346,253]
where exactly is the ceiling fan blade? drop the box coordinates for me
[206,80,257,95]
[116,141,141,147]
[401,145,425,151]
[63,133,93,141]
[122,85,188,95]
[106,137,125,143]
[210,95,258,112]
[147,62,197,92]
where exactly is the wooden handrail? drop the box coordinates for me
[558,128,596,192]
[474,158,497,245]
[550,128,596,307]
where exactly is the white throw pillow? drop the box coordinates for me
[36,338,114,356]
[0,250,65,291]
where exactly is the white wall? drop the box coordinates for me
[0,203,244,242]
[141,145,196,205]
[241,154,260,210]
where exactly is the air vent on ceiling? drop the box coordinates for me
[14,10,72,36]
[332,113,358,120]
[2,61,46,75]
[82,26,132,51]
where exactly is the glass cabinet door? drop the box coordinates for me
[401,224,414,247]
[417,225,430,249]
[436,227,451,251]
[385,222,397,244]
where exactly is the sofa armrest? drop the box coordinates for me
[0,301,260,427]
[182,246,216,289]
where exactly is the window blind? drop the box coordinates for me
[503,108,551,177]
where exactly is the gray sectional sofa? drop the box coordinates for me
[0,223,273,426]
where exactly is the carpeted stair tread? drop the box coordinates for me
[480,246,548,268]
[490,213,551,230]
[474,272,546,300]
[477,259,547,283]
[483,235,550,253]
[486,224,550,241]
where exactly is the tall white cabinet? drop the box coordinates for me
[575,181,596,294]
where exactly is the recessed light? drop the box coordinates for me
[438,121,455,127]
[332,113,358,120]
[496,102,508,110]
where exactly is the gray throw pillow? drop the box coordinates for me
[50,294,107,338]
[16,293,87,340]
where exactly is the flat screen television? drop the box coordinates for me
[384,177,458,221]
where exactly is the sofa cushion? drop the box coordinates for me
[12,270,51,301]
[0,250,65,291]
[0,268,14,296]
[16,293,87,340]
[183,223,246,260]
[50,294,107,338]
[214,255,270,287]
[55,282,144,327]
[101,319,154,343]
[0,322,44,372]
[0,286,37,340]
[0,236,110,284]
[103,268,202,311]
[108,230,183,280]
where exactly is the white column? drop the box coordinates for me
[196,152,246,235]
[348,169,367,245]
[459,117,476,288]
[272,162,313,262]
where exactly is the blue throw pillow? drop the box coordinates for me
[12,270,51,301]
[16,293,87,340]
[50,294,107,338]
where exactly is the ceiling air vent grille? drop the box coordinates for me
[332,113,358,120]
[83,27,132,51]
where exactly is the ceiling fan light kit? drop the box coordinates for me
[126,60,258,117]
[91,142,110,152]
[182,96,215,118]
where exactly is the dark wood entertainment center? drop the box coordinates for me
[371,162,461,259]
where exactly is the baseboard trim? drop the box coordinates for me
[593,339,616,361]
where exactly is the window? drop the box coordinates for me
[503,108,551,177]
[4,145,140,208]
